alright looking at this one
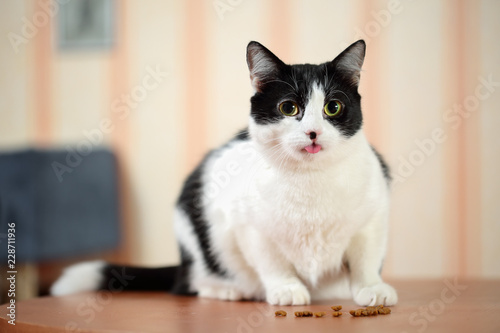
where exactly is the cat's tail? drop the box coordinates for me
[50,260,184,296]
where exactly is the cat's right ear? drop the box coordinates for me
[246,41,285,92]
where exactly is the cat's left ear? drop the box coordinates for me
[331,40,366,86]
[246,41,286,92]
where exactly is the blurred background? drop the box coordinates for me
[1,0,499,300]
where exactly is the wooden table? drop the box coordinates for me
[1,280,499,332]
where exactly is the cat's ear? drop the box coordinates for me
[331,40,366,86]
[246,41,286,92]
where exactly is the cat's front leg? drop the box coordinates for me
[264,276,310,305]
[344,212,398,306]
[241,230,311,305]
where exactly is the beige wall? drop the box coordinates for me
[1,0,499,278]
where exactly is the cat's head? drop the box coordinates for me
[246,40,366,168]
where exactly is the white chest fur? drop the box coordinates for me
[202,133,388,288]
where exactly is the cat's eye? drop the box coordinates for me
[324,100,343,117]
[279,101,299,116]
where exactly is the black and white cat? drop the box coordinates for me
[51,40,397,306]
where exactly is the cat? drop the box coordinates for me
[51,40,398,306]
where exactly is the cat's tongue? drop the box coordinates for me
[304,143,322,154]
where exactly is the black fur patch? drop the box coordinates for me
[174,127,251,280]
[175,128,250,279]
[233,128,250,141]
[171,246,196,295]
[176,153,227,277]
[99,264,178,292]
[371,146,391,183]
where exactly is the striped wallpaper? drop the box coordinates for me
[1,0,499,278]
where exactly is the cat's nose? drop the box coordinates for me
[306,130,321,141]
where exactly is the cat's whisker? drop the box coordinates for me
[290,70,299,91]
[330,90,351,104]
[242,141,287,185]
[276,150,292,175]
[265,79,297,92]
[326,69,338,89]
[323,65,329,88]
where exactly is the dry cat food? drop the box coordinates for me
[349,305,391,317]
[349,309,367,317]
[294,311,313,317]
[377,306,391,315]
[278,304,390,319]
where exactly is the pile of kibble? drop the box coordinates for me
[275,305,391,318]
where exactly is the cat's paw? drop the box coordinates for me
[199,286,243,301]
[353,282,398,306]
[266,282,311,305]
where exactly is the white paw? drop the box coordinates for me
[266,282,311,305]
[198,286,243,301]
[353,282,398,306]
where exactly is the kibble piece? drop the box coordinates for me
[331,305,342,311]
[275,310,287,317]
[295,311,313,317]
[302,311,313,317]
[314,312,326,317]
[349,309,365,317]
[377,307,391,315]
[349,305,392,317]
[332,311,343,317]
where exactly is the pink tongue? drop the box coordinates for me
[305,144,322,154]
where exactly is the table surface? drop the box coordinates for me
[1,279,499,333]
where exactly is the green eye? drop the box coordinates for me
[324,100,343,117]
[279,101,299,116]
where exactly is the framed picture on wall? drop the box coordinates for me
[57,0,114,50]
